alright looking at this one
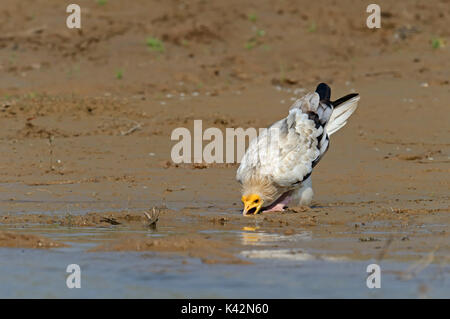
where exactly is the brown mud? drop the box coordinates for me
[0,0,449,266]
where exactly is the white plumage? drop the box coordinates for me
[237,83,360,215]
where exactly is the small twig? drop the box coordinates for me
[121,122,142,136]
[0,26,47,40]
[377,236,394,262]
[398,246,438,281]
[48,135,55,171]
[100,217,121,225]
[144,207,160,229]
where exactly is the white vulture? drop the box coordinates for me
[236,83,360,215]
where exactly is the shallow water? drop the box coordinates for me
[0,204,449,299]
[0,242,448,298]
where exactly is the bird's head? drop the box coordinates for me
[241,193,264,215]
[240,176,277,216]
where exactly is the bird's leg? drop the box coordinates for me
[263,203,286,212]
[262,192,292,212]
[290,176,314,206]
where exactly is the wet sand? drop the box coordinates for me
[0,0,449,297]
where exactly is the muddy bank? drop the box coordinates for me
[0,231,67,249]
[0,202,448,264]
[0,0,448,272]
[90,234,248,265]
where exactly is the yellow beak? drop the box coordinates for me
[241,194,263,216]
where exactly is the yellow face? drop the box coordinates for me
[241,194,263,215]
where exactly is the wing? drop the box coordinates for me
[237,93,323,188]
[237,83,360,189]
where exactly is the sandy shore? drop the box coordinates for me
[0,0,449,267]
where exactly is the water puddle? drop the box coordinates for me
[0,207,448,298]
[0,246,448,298]
[240,230,312,246]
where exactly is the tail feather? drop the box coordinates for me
[326,94,360,136]
[290,83,360,169]
[315,83,331,102]
[331,93,359,107]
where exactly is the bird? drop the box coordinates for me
[236,83,360,215]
